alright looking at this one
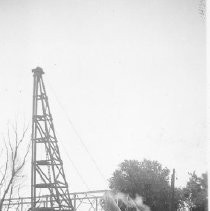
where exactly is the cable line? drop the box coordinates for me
[57,131,91,191]
[47,79,106,183]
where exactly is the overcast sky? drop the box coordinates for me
[0,0,206,195]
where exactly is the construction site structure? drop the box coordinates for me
[31,67,74,211]
[3,190,106,211]
[2,67,108,211]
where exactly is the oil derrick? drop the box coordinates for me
[31,67,74,211]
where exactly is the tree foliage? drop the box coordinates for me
[182,172,208,211]
[109,159,179,211]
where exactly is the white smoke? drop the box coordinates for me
[101,191,150,211]
[102,191,121,211]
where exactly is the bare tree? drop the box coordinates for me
[0,124,30,210]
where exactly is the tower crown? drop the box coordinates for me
[32,67,45,75]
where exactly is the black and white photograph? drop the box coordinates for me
[0,0,207,210]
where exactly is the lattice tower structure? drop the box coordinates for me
[31,67,74,211]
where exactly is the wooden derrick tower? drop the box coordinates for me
[31,67,74,211]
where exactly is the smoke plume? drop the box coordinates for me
[102,191,150,211]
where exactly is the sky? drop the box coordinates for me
[0,0,206,197]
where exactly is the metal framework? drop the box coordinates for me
[3,190,107,211]
[31,67,74,210]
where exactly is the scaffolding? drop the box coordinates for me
[31,67,74,210]
[3,190,107,211]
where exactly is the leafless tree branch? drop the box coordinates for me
[0,125,30,210]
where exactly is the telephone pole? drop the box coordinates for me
[170,169,175,211]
